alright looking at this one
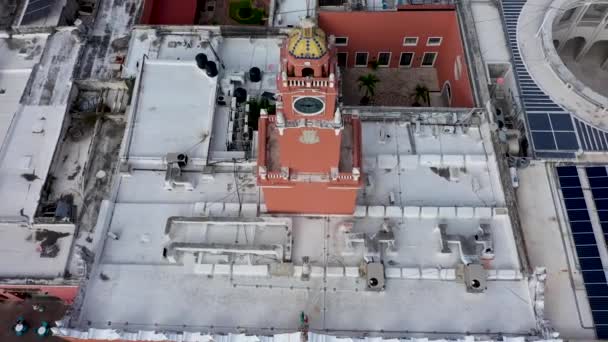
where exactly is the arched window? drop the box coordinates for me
[301,67,314,77]
[441,81,452,106]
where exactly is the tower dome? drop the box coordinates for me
[287,18,328,59]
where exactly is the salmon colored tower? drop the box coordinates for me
[257,19,362,214]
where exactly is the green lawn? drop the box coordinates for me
[228,0,265,25]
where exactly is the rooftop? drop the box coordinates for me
[68,28,533,332]
[0,29,82,280]
[0,29,81,221]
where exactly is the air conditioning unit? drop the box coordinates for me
[366,262,385,291]
[464,263,487,293]
[164,153,193,191]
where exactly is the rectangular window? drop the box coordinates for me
[399,52,414,67]
[403,37,418,46]
[427,37,443,46]
[421,52,437,67]
[334,37,348,46]
[355,52,368,67]
[337,52,348,68]
[377,52,391,67]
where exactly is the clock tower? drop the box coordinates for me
[257,19,362,214]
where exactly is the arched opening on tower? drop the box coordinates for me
[302,67,314,77]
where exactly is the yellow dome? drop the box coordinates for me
[287,22,328,60]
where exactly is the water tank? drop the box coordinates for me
[205,61,218,78]
[249,67,261,82]
[234,87,247,103]
[195,53,208,70]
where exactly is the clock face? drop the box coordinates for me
[293,97,325,115]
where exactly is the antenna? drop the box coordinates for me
[305,0,310,18]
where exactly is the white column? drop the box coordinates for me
[575,9,608,61]
[601,55,608,71]
[558,5,589,52]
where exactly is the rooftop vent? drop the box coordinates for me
[464,263,487,293]
[164,153,193,191]
[365,262,385,291]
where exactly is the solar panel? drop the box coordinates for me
[559,176,582,188]
[550,114,575,131]
[567,209,591,221]
[587,167,608,177]
[583,271,608,284]
[564,198,588,210]
[556,165,608,338]
[592,188,608,200]
[589,177,608,188]
[573,233,600,245]
[557,166,578,177]
[20,0,56,25]
[595,199,608,210]
[580,257,604,270]
[570,220,594,233]
[589,297,608,311]
[561,187,584,199]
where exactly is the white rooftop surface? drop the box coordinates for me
[54,331,559,342]
[0,35,47,165]
[75,29,535,337]
[470,2,510,63]
[359,121,505,207]
[0,30,81,220]
[78,87,532,335]
[124,31,282,163]
[127,60,217,160]
[114,170,260,205]
[516,162,596,339]
[274,0,313,27]
[0,223,75,278]
[79,208,532,334]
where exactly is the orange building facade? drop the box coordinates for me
[318,9,474,108]
[0,284,78,304]
[257,20,362,215]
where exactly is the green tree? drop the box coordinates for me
[411,84,430,106]
[357,73,380,105]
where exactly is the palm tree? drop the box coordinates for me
[357,73,380,105]
[411,84,430,107]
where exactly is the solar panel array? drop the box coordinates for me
[575,119,608,152]
[21,0,56,25]
[501,1,608,158]
[556,166,608,339]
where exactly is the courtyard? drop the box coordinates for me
[341,67,447,107]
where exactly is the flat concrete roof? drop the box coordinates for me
[70,27,533,338]
[0,30,81,280]
[127,60,217,160]
[359,121,505,207]
[0,223,75,278]
[78,209,530,334]
[274,0,313,27]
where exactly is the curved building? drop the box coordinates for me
[503,0,608,157]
